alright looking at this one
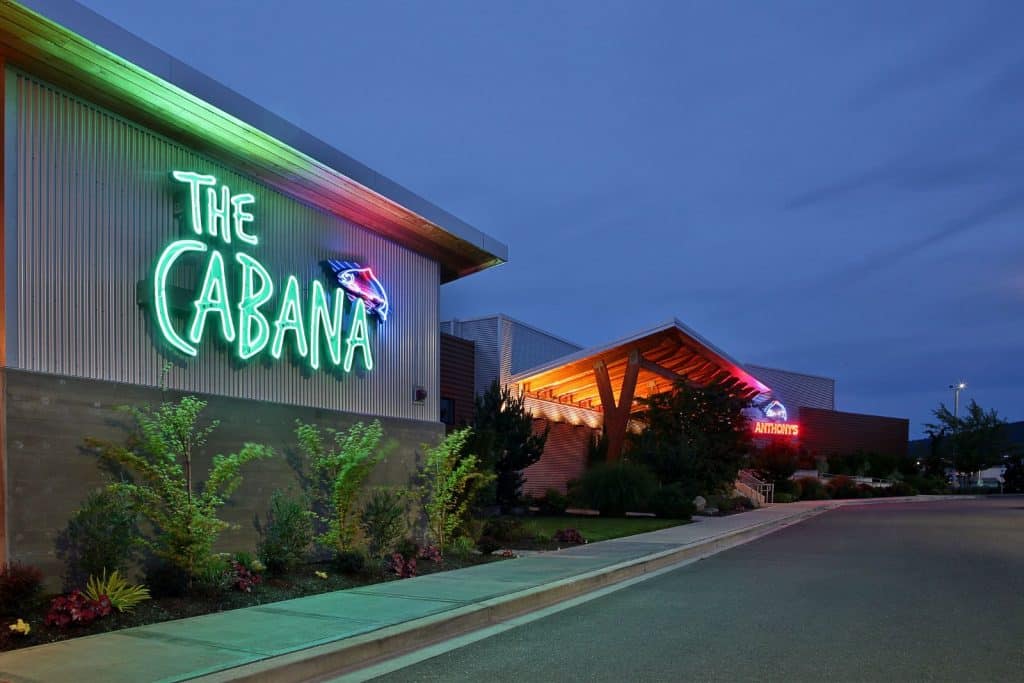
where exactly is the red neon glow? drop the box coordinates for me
[752,421,800,437]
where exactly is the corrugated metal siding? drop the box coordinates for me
[507,319,581,377]
[442,318,500,395]
[799,407,909,459]
[523,396,602,429]
[745,364,835,419]
[522,419,594,497]
[439,333,475,429]
[8,69,439,421]
[441,315,580,395]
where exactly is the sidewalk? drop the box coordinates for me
[0,497,960,683]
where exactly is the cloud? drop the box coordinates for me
[820,190,1024,285]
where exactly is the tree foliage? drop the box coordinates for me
[749,441,800,485]
[629,382,752,496]
[87,396,272,581]
[469,381,547,509]
[420,428,492,551]
[296,419,386,554]
[924,400,1007,477]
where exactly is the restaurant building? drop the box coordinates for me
[442,315,909,496]
[0,0,506,574]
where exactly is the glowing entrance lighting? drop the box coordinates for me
[148,171,386,374]
[752,421,800,437]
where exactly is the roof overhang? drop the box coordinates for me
[510,319,771,413]
[0,0,507,282]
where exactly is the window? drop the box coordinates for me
[440,397,455,425]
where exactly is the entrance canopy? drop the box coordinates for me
[510,319,771,460]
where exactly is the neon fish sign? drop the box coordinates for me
[148,171,384,373]
[752,421,800,437]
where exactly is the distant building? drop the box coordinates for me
[442,314,909,496]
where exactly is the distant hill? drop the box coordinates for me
[909,420,1024,460]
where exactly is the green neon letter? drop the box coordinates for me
[153,239,207,357]
[189,250,236,345]
[236,253,274,360]
[171,171,216,235]
[343,298,374,372]
[231,193,258,245]
[271,275,308,359]
[206,184,231,243]
[308,281,345,370]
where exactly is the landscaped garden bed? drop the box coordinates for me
[0,551,503,652]
[0,392,501,652]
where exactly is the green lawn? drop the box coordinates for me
[520,516,690,543]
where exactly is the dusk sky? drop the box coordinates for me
[82,0,1024,437]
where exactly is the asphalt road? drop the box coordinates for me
[377,498,1024,682]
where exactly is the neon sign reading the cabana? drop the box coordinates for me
[148,171,387,373]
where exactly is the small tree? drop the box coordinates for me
[87,396,272,582]
[749,441,800,485]
[257,489,315,574]
[296,419,385,554]
[469,381,547,510]
[925,400,1006,484]
[420,428,492,551]
[630,382,752,496]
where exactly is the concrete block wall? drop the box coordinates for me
[1,369,442,586]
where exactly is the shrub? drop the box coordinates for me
[774,478,799,497]
[45,591,112,628]
[650,483,696,519]
[888,481,917,497]
[388,553,417,579]
[553,528,586,544]
[794,477,827,500]
[144,560,189,598]
[84,570,150,613]
[361,488,407,558]
[826,475,860,499]
[774,492,795,503]
[86,395,273,582]
[58,488,140,589]
[297,420,386,554]
[447,536,476,560]
[258,490,314,575]
[419,428,493,552]
[418,544,442,563]
[335,550,367,575]
[578,462,657,516]
[728,495,754,512]
[476,536,501,555]
[228,560,261,593]
[541,488,569,515]
[395,538,420,561]
[481,518,524,543]
[0,563,43,615]
[856,484,876,498]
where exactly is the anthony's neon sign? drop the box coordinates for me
[149,171,384,373]
[752,421,800,437]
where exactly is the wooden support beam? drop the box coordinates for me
[638,357,681,384]
[593,349,641,462]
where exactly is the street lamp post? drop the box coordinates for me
[948,381,969,488]
[949,381,966,419]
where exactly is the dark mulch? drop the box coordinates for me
[0,554,502,652]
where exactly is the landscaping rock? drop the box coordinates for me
[693,496,707,512]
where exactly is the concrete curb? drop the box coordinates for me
[199,504,837,683]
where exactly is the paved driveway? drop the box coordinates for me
[377,498,1024,682]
